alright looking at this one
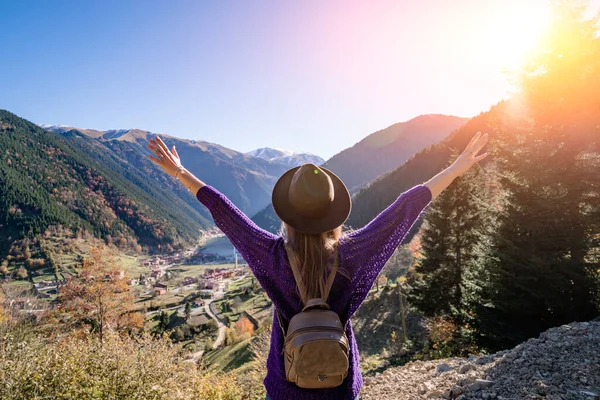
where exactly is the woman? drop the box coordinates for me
[148,132,489,400]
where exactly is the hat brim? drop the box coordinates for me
[272,166,352,234]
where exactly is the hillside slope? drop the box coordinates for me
[323,114,468,193]
[0,110,210,256]
[362,321,600,400]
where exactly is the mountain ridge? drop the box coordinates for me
[323,114,469,193]
[42,125,291,217]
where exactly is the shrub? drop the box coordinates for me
[15,267,28,279]
[0,326,243,400]
[0,260,8,274]
[239,327,271,399]
[26,258,46,269]
[414,316,479,360]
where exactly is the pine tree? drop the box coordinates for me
[408,162,489,330]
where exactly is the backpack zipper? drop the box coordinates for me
[281,326,346,355]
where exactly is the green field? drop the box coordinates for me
[203,337,255,372]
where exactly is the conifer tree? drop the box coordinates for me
[408,160,490,331]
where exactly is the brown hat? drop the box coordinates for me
[272,164,351,234]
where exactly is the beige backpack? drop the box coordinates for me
[276,246,350,389]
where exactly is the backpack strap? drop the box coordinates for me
[276,245,340,337]
[284,244,339,305]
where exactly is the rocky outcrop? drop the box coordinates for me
[362,321,600,400]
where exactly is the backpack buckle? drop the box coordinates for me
[317,375,328,382]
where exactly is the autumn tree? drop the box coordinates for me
[235,316,254,337]
[382,245,413,282]
[16,266,28,279]
[55,246,143,342]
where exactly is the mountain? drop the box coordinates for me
[251,114,468,233]
[0,110,212,258]
[43,127,291,218]
[323,114,468,193]
[246,147,324,168]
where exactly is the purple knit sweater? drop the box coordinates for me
[196,184,433,400]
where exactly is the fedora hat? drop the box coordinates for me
[272,164,351,234]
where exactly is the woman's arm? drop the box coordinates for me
[425,131,489,199]
[147,136,280,278]
[342,132,489,312]
[147,136,205,195]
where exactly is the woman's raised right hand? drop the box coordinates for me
[450,132,489,177]
[147,136,183,177]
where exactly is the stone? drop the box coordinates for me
[459,363,476,374]
[476,379,495,389]
[436,363,452,373]
[428,390,444,398]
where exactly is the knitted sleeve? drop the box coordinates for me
[342,184,432,316]
[196,185,280,279]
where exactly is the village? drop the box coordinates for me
[22,234,253,311]
[5,232,273,369]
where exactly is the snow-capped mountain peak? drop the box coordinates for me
[246,147,324,167]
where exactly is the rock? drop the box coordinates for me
[476,380,495,389]
[451,386,465,396]
[428,390,444,398]
[579,390,599,398]
[459,363,476,374]
[475,356,494,365]
[468,379,494,392]
[436,363,452,373]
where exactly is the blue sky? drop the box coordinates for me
[1,0,598,159]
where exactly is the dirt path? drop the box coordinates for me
[204,299,227,349]
[185,298,227,364]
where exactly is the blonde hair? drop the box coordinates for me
[280,223,347,302]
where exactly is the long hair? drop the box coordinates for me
[280,223,347,302]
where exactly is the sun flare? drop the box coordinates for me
[478,3,552,71]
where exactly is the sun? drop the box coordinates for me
[478,3,552,71]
